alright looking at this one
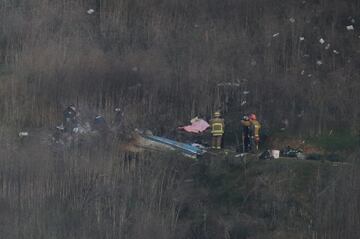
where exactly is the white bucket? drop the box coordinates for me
[271,150,280,159]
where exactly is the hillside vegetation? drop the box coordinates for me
[0,0,359,136]
[1,1,360,238]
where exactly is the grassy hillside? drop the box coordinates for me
[0,128,359,238]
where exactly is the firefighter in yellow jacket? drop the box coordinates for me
[249,114,261,152]
[210,111,225,149]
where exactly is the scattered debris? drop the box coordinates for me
[297,110,304,118]
[316,60,323,65]
[280,146,303,158]
[141,133,205,157]
[319,38,325,44]
[333,49,340,54]
[87,9,95,15]
[235,153,247,158]
[131,66,138,72]
[325,43,330,50]
[272,33,280,38]
[346,25,354,31]
[19,132,29,137]
[289,17,296,23]
[299,36,305,41]
[217,82,241,87]
[56,125,65,131]
[296,152,307,160]
[259,150,274,160]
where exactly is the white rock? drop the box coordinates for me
[325,44,330,50]
[299,36,305,41]
[289,17,296,23]
[319,38,325,44]
[301,70,305,75]
[272,33,280,38]
[241,101,247,106]
[307,74,312,78]
[333,50,339,54]
[316,60,323,65]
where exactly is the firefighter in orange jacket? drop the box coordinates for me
[210,111,225,149]
[249,114,261,152]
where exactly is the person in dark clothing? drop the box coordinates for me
[93,115,109,133]
[63,105,77,133]
[114,108,124,126]
[241,115,251,152]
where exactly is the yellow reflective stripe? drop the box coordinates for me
[212,123,224,134]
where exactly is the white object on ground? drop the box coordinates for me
[243,91,250,95]
[319,38,325,44]
[316,60,323,65]
[299,36,305,41]
[271,150,280,159]
[241,101,247,106]
[301,70,305,75]
[346,25,354,31]
[235,153,247,158]
[333,50,339,54]
[289,17,295,23]
[325,43,330,50]
[87,9,95,14]
[19,132,29,137]
[272,33,280,38]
